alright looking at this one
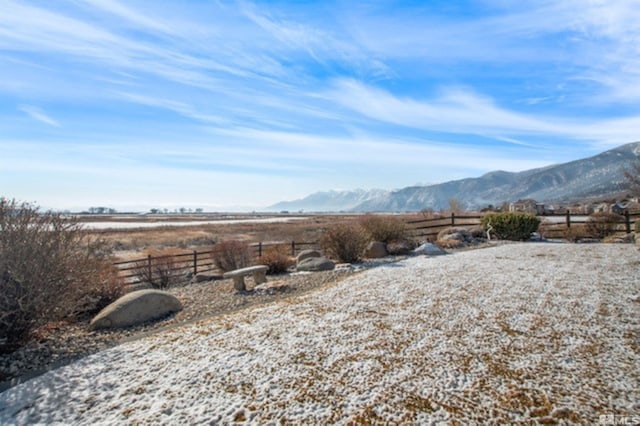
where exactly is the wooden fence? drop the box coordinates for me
[114,211,639,284]
[405,211,640,241]
[113,240,319,283]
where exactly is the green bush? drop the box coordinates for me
[481,212,541,241]
[0,198,123,350]
[320,223,369,263]
[359,215,408,243]
[211,240,252,272]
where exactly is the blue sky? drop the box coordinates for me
[1,0,639,211]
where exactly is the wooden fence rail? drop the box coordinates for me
[113,240,320,283]
[114,211,639,283]
[405,211,640,240]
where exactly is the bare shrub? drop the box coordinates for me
[211,240,252,272]
[133,249,190,289]
[359,215,408,243]
[321,223,369,263]
[586,212,625,239]
[562,224,592,243]
[257,245,294,274]
[0,198,123,349]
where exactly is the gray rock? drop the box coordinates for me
[386,240,415,255]
[413,242,447,256]
[89,290,182,330]
[297,257,335,272]
[437,227,473,242]
[296,249,323,263]
[365,241,388,258]
[192,271,223,283]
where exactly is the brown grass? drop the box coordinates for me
[90,215,387,261]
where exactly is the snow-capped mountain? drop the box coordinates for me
[267,142,640,212]
[266,189,390,212]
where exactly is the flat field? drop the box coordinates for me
[83,214,374,259]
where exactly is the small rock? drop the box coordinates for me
[192,271,223,283]
[413,242,447,256]
[386,240,415,255]
[254,281,289,294]
[365,241,388,258]
[437,227,472,242]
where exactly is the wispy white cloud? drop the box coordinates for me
[325,79,640,148]
[18,105,60,127]
[238,1,392,80]
[2,0,639,210]
[77,0,178,36]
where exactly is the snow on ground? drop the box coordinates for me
[78,216,306,230]
[1,243,638,424]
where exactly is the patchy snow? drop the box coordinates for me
[1,243,638,424]
[79,216,307,230]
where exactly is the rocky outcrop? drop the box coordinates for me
[89,290,182,331]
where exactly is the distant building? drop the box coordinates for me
[509,199,545,215]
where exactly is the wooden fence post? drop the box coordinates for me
[451,212,455,226]
[193,250,198,276]
[565,211,571,228]
[258,242,262,257]
[147,254,152,279]
[291,241,296,256]
[625,210,631,234]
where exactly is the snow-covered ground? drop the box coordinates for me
[1,243,638,424]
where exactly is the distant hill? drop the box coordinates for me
[267,142,640,212]
[266,188,390,212]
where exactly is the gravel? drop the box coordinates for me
[0,258,401,388]
[1,243,638,424]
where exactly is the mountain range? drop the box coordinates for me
[266,141,640,212]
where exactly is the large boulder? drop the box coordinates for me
[89,289,182,331]
[297,257,335,272]
[296,249,323,263]
[365,241,388,258]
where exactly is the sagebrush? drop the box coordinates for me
[257,245,294,274]
[211,240,252,272]
[133,249,190,289]
[586,212,625,239]
[481,212,540,241]
[320,223,369,263]
[359,215,408,243]
[0,198,123,350]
